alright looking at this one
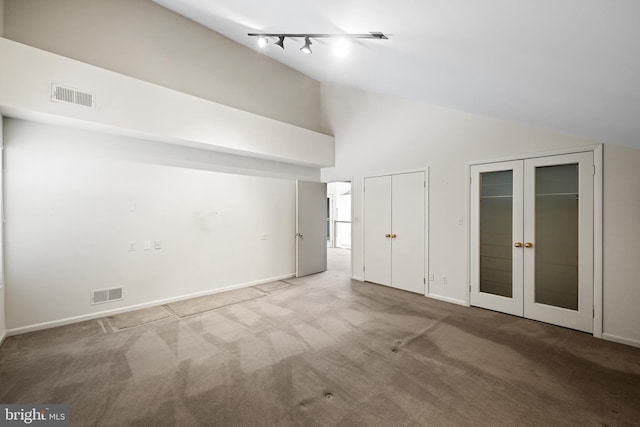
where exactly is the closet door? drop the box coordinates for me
[392,172,425,294]
[363,176,392,286]
[523,152,594,332]
[470,161,524,316]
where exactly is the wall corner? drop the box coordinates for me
[0,0,4,37]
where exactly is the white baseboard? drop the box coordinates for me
[426,293,468,306]
[7,273,295,337]
[0,330,6,348]
[602,333,640,349]
[351,275,364,282]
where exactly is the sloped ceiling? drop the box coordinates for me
[154,0,640,148]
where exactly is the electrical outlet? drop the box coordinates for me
[128,241,135,251]
[154,240,162,250]
[429,273,435,281]
[441,275,448,285]
[260,234,267,240]
[144,241,151,250]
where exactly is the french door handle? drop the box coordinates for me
[524,242,533,248]
[514,242,523,248]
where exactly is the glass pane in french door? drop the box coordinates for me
[534,164,579,310]
[479,170,513,297]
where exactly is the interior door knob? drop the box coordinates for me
[524,242,533,248]
[391,234,397,238]
[514,242,523,248]
[385,234,391,238]
[296,233,304,239]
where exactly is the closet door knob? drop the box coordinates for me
[524,242,533,248]
[514,242,523,248]
[385,234,391,238]
[391,234,397,238]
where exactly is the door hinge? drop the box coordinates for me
[363,185,365,192]
[593,307,595,318]
[593,164,596,176]
[424,181,426,188]
[363,265,365,271]
[423,277,426,284]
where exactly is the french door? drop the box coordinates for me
[470,152,594,332]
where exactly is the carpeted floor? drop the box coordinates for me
[1,269,639,426]
[327,247,351,275]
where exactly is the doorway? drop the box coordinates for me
[470,152,595,332]
[327,181,352,275]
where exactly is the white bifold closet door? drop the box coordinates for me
[364,171,425,294]
[470,152,594,332]
[363,176,392,286]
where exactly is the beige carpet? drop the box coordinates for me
[327,247,351,275]
[1,270,639,426]
[108,305,174,331]
[253,280,292,293]
[166,286,265,318]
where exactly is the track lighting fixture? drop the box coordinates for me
[247,32,388,55]
[300,37,312,54]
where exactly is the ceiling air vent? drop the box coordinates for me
[91,287,124,305]
[51,83,96,109]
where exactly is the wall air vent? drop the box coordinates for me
[91,287,124,305]
[51,83,96,109]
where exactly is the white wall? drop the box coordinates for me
[602,144,640,346]
[3,0,325,133]
[0,38,334,168]
[321,84,596,296]
[4,118,305,332]
[0,115,5,345]
[320,84,640,347]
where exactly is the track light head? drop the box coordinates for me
[248,32,387,56]
[300,37,312,54]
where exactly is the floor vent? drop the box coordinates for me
[91,287,124,305]
[51,83,96,109]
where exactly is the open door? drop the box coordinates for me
[296,181,327,277]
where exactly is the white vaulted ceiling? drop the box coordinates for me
[154,0,640,148]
